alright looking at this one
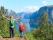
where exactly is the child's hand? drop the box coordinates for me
[15,16,21,20]
[2,15,6,18]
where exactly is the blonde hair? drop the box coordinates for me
[20,22,23,25]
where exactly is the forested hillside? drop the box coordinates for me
[32,11,53,40]
[0,6,19,37]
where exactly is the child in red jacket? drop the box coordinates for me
[16,22,26,38]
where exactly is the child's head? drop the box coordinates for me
[20,22,23,25]
[10,16,13,19]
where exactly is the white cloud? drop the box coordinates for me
[20,6,39,12]
[42,1,47,5]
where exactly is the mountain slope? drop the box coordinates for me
[5,5,53,29]
[5,9,18,18]
[30,5,53,28]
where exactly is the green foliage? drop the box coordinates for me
[0,6,19,37]
[14,27,19,37]
[0,6,10,37]
[24,32,35,40]
[32,11,53,40]
[0,6,6,14]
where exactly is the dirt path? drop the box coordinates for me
[0,36,29,40]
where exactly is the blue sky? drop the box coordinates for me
[0,0,53,13]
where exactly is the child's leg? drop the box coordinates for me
[20,31,23,38]
[22,32,23,37]
[12,28,14,37]
[20,31,22,37]
[10,27,12,38]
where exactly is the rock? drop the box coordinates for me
[0,36,3,40]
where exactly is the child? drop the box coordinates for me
[2,15,20,38]
[16,22,26,38]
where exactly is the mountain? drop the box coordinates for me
[5,9,18,18]
[17,12,31,19]
[5,5,53,29]
[30,5,53,28]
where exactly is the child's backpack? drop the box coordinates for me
[19,25,24,32]
[9,19,14,26]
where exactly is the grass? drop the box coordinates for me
[24,32,35,40]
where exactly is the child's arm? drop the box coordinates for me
[16,22,19,26]
[14,16,21,21]
[2,15,9,21]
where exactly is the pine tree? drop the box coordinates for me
[1,6,6,14]
[32,11,53,40]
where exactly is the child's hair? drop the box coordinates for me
[10,16,13,18]
[20,22,22,24]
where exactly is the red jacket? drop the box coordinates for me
[17,22,26,32]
